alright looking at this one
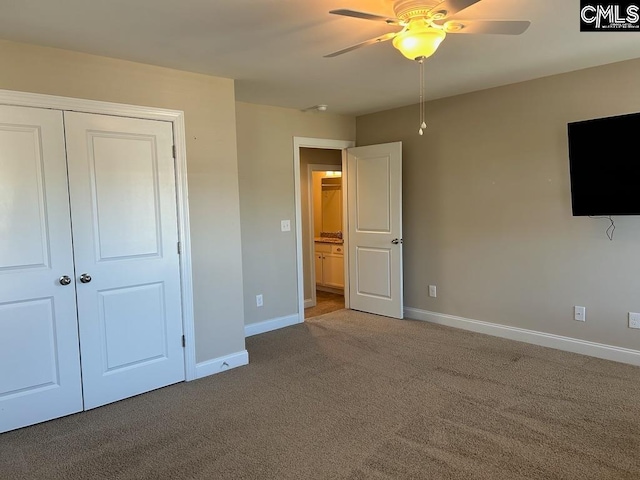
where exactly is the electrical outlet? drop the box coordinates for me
[628,312,640,329]
[574,306,586,322]
[256,294,263,307]
[428,285,437,298]
[281,220,291,232]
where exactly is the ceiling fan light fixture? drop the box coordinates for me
[392,19,447,60]
[391,20,446,60]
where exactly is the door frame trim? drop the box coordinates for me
[0,89,197,381]
[293,137,355,321]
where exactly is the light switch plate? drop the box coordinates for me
[281,220,291,232]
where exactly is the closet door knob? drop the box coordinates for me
[59,275,72,286]
[80,273,92,284]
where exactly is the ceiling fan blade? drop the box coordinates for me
[430,0,482,19]
[329,9,400,25]
[324,32,397,58]
[443,20,531,35]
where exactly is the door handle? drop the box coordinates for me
[391,238,403,245]
[59,275,72,286]
[80,273,92,284]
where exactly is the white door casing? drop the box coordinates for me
[64,112,185,409]
[0,105,83,433]
[347,142,403,319]
[293,137,354,319]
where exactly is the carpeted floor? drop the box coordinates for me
[2,310,640,479]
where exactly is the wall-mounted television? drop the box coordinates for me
[568,111,640,216]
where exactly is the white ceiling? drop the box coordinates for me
[1,0,639,116]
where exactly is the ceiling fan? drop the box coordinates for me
[325,0,531,60]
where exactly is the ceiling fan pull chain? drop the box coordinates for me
[418,56,426,135]
[418,57,423,135]
[421,58,427,130]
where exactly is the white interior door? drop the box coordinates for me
[64,112,185,410]
[347,142,403,319]
[0,105,83,433]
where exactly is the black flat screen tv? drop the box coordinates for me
[568,112,640,216]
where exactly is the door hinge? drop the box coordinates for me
[172,145,177,159]
[177,241,181,254]
[182,335,186,348]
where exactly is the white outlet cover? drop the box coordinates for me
[574,306,586,322]
[281,220,291,232]
[428,285,437,297]
[629,312,640,329]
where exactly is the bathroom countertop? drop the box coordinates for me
[314,237,344,244]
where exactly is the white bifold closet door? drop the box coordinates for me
[0,106,185,433]
[0,106,83,433]
[65,112,185,410]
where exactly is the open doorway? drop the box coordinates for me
[293,137,355,322]
[294,138,404,323]
[305,165,344,318]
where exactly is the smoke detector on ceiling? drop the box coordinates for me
[302,104,329,112]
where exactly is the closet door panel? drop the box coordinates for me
[64,112,185,410]
[0,105,82,433]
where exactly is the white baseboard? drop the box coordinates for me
[317,286,344,295]
[304,299,314,309]
[195,350,249,379]
[244,313,301,337]
[404,307,640,367]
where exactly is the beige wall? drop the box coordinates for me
[357,58,640,350]
[301,149,343,301]
[236,103,354,325]
[317,175,343,234]
[0,39,245,363]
